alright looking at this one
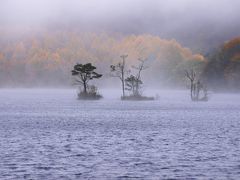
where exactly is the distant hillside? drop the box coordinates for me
[203,37,240,91]
[0,30,205,87]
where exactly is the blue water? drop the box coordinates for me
[0,89,239,179]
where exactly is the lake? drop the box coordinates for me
[0,89,239,179]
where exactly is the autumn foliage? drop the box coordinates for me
[0,30,205,87]
[203,37,240,91]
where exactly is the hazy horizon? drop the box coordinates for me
[0,0,240,90]
[1,0,240,52]
[1,2,240,179]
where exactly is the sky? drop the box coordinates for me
[1,0,240,52]
[1,0,239,27]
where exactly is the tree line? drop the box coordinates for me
[1,30,238,94]
[0,31,205,87]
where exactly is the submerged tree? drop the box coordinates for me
[72,63,102,99]
[185,69,208,101]
[110,54,129,97]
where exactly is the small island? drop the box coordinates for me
[72,63,103,100]
[110,55,154,101]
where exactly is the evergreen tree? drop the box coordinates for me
[72,63,102,94]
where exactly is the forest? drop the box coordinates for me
[0,30,205,88]
[0,29,239,91]
[203,37,240,91]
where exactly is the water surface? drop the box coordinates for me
[0,89,239,179]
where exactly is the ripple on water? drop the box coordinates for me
[0,90,240,179]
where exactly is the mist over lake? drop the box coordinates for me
[0,89,239,179]
[1,0,240,179]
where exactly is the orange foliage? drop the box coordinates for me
[224,37,240,51]
[0,30,206,86]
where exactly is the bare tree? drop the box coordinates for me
[185,69,208,101]
[124,58,154,100]
[131,58,148,95]
[185,69,196,100]
[110,54,129,97]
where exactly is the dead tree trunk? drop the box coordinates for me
[185,70,208,101]
[185,70,196,101]
[120,55,127,97]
